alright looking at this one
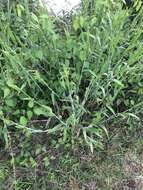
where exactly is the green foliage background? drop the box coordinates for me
[0,0,143,150]
[0,0,143,189]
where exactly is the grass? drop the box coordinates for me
[0,0,143,189]
[1,125,143,189]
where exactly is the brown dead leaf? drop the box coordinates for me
[69,176,80,190]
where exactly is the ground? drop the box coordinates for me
[0,125,143,190]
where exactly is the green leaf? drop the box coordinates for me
[106,105,115,115]
[31,13,39,23]
[79,51,86,61]
[134,0,142,11]
[41,105,54,116]
[87,127,102,138]
[101,126,109,138]
[33,106,53,117]
[0,110,3,116]
[33,107,42,116]
[44,157,50,167]
[113,79,124,87]
[4,119,12,125]
[73,18,79,31]
[80,16,85,27]
[28,101,34,108]
[89,142,94,154]
[5,99,17,108]
[7,81,20,92]
[13,110,20,116]
[3,127,8,148]
[128,113,140,120]
[35,50,43,60]
[20,116,28,126]
[16,4,22,17]
[83,130,87,142]
[27,111,33,120]
[16,4,24,17]
[3,88,11,98]
[7,80,15,87]
[136,1,142,11]
[30,157,37,167]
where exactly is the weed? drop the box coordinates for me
[0,1,143,188]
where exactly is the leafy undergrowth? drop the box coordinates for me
[0,0,143,189]
[0,126,143,190]
[0,0,143,149]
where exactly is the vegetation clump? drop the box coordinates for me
[0,0,143,189]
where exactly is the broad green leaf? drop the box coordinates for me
[0,110,3,116]
[7,80,15,87]
[41,105,54,116]
[20,116,28,126]
[3,88,11,98]
[27,111,33,120]
[13,110,20,116]
[33,106,53,117]
[7,81,20,92]
[5,99,17,108]
[28,101,34,108]
[73,18,79,31]
[33,107,45,116]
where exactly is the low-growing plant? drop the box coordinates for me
[0,0,143,153]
